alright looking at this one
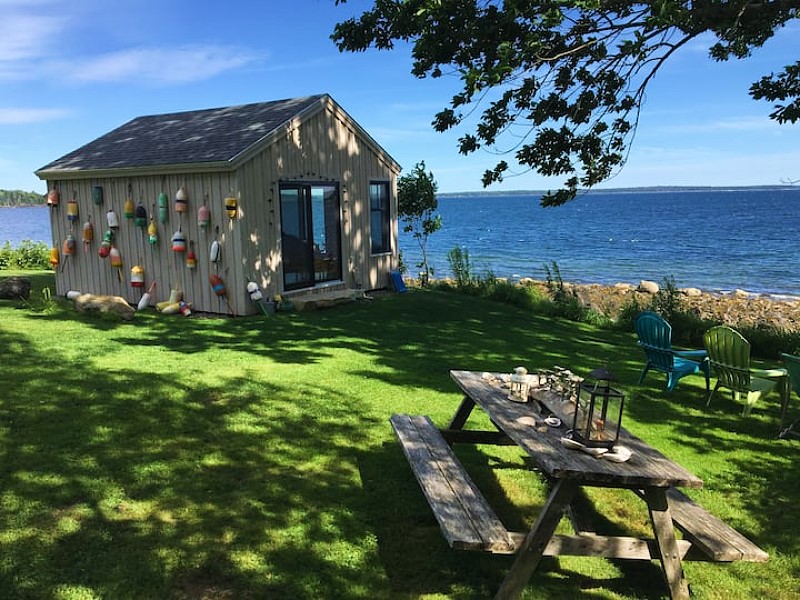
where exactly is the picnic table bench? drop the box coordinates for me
[389,370,768,600]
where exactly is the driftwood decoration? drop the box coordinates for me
[0,277,31,300]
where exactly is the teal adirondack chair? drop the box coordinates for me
[704,325,788,417]
[778,353,800,438]
[635,311,710,392]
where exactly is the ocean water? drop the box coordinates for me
[3,187,800,295]
[398,187,800,297]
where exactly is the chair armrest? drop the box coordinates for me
[674,349,708,359]
[751,368,788,379]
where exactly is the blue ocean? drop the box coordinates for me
[3,187,800,296]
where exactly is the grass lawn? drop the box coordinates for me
[1,271,798,599]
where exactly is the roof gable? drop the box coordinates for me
[37,95,327,174]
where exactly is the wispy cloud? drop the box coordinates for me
[0,11,67,79]
[52,45,259,84]
[0,107,72,125]
[657,116,781,134]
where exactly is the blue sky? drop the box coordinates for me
[1,0,798,194]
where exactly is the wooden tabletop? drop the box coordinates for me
[450,370,703,489]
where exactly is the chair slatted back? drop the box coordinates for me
[780,353,800,396]
[704,326,751,393]
[636,311,674,371]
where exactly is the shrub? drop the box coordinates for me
[543,261,587,321]
[0,240,50,270]
[447,246,475,288]
[648,275,683,323]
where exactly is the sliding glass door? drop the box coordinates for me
[280,183,341,290]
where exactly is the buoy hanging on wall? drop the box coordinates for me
[62,234,76,256]
[131,264,145,288]
[186,241,197,269]
[99,229,112,258]
[225,194,238,219]
[47,187,60,207]
[158,192,168,223]
[66,195,79,223]
[198,203,210,229]
[171,228,187,252]
[82,218,94,252]
[175,186,189,213]
[124,197,135,220]
[92,185,103,206]
[148,216,158,245]
[209,238,221,263]
[135,203,147,227]
[49,246,60,269]
[110,246,123,280]
[106,208,119,229]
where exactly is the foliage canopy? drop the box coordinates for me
[333,0,799,205]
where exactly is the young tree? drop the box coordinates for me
[398,161,441,286]
[333,1,799,206]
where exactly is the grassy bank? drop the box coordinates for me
[0,272,798,599]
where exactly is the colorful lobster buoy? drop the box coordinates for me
[178,301,192,317]
[62,234,76,256]
[210,226,221,262]
[175,186,189,213]
[66,195,79,222]
[186,241,197,269]
[47,187,60,207]
[49,246,60,269]
[82,218,94,252]
[92,185,103,206]
[106,208,119,229]
[247,280,271,316]
[135,203,147,227]
[171,228,187,252]
[225,194,238,219]
[198,203,210,229]
[137,281,156,311]
[131,264,144,288]
[158,192,168,223]
[110,246,123,280]
[124,197,135,220]
[210,274,233,315]
[148,213,158,244]
[99,229,112,258]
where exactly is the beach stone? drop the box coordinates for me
[614,282,636,291]
[680,287,703,297]
[637,280,660,294]
[733,289,750,298]
[74,293,135,320]
[0,276,31,300]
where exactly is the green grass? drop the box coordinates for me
[1,271,798,599]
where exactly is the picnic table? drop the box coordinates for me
[390,369,768,600]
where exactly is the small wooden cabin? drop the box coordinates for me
[36,94,401,315]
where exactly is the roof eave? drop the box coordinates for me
[36,160,235,181]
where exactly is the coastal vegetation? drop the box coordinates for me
[0,270,797,598]
[334,2,799,204]
[0,240,50,270]
[0,189,44,207]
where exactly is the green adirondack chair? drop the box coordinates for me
[704,325,788,417]
[635,311,710,392]
[778,353,800,438]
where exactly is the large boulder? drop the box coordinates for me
[74,293,135,321]
[637,280,660,294]
[0,276,31,300]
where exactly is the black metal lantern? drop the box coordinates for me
[570,368,624,448]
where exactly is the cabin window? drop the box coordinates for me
[280,183,342,290]
[370,181,391,254]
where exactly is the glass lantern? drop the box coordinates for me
[570,368,624,448]
[508,366,531,403]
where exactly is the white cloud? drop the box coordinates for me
[0,12,67,78]
[0,107,72,125]
[659,116,782,134]
[57,45,258,84]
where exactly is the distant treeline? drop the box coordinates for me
[0,189,45,207]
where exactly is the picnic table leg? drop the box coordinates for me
[448,395,476,430]
[494,479,579,600]
[644,487,690,600]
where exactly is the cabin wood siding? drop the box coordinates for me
[44,96,399,316]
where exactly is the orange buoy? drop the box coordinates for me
[82,218,94,252]
[49,246,60,269]
[110,246,123,280]
[62,234,76,256]
[47,187,60,207]
[186,242,197,269]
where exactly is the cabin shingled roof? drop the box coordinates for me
[38,95,326,173]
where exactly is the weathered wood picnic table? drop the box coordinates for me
[390,369,768,600]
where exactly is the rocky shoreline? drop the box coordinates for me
[524,278,800,332]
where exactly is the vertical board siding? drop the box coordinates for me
[46,97,399,316]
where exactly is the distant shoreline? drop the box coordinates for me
[437,184,800,198]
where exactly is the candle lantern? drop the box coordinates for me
[508,366,532,403]
[570,368,624,449]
